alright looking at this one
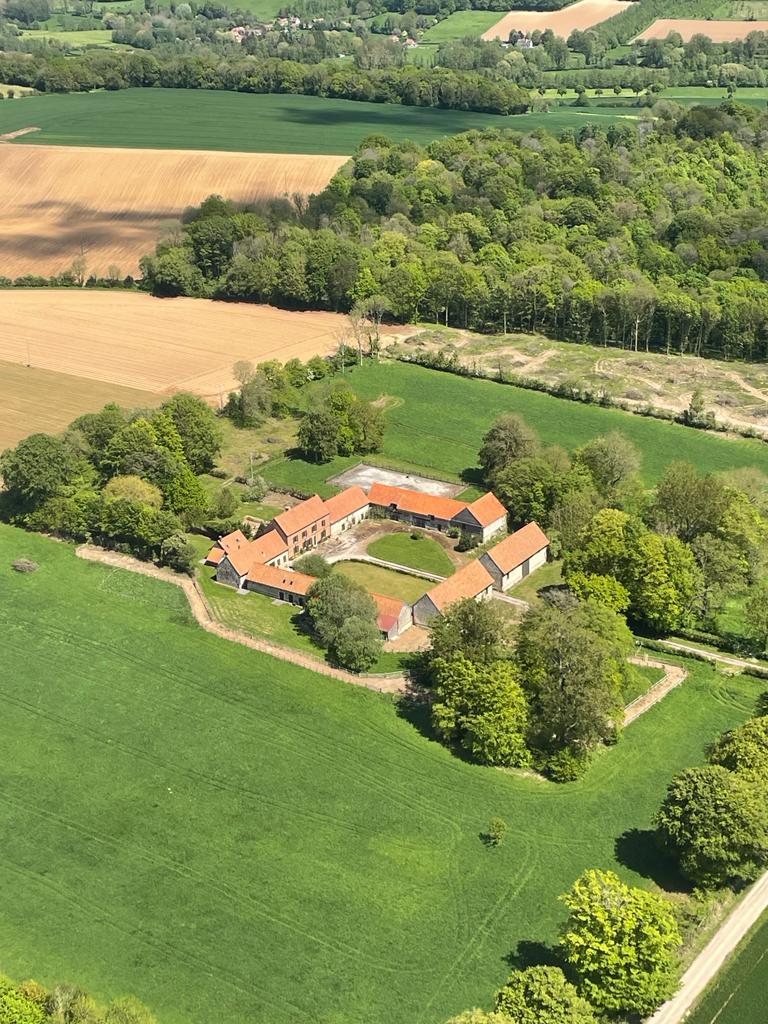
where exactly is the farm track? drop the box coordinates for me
[75,545,408,693]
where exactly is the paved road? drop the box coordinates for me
[647,871,768,1024]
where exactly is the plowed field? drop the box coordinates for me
[0,144,346,277]
[482,0,631,39]
[0,291,349,401]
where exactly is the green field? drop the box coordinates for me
[336,559,430,602]
[688,910,768,1024]
[367,531,455,576]
[419,10,502,43]
[2,522,764,1024]
[20,28,115,45]
[0,89,642,155]
[261,363,768,493]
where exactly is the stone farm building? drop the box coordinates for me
[206,481,548,641]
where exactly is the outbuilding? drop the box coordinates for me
[412,560,495,626]
[479,522,549,592]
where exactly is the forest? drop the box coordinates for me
[140,101,768,362]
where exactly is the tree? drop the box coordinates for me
[348,400,385,454]
[691,533,748,622]
[225,374,273,427]
[427,598,509,668]
[0,433,80,505]
[559,869,681,1015]
[292,553,333,578]
[708,716,768,785]
[431,656,531,767]
[103,475,163,510]
[232,360,255,386]
[494,966,597,1024]
[160,532,197,574]
[306,573,378,648]
[655,765,768,887]
[479,414,540,483]
[746,580,768,654]
[515,600,630,762]
[297,411,340,463]
[653,462,729,543]
[72,403,127,459]
[444,1012,510,1024]
[161,393,222,474]
[104,996,157,1024]
[0,984,45,1024]
[575,432,641,499]
[333,616,382,672]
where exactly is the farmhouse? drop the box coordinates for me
[368,484,506,542]
[324,485,370,536]
[413,560,495,626]
[247,563,314,605]
[269,494,329,557]
[480,522,550,592]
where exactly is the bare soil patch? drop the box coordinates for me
[0,126,40,141]
[633,17,768,40]
[328,463,464,496]
[483,0,631,40]
[0,144,346,277]
[0,358,162,450]
[0,291,350,401]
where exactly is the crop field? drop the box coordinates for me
[688,911,768,1024]
[633,16,768,40]
[262,362,768,492]
[0,89,520,155]
[419,10,503,43]
[0,292,349,401]
[482,0,632,41]
[1,523,762,1024]
[0,359,162,450]
[0,144,346,277]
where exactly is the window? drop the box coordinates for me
[302,530,307,539]
[312,524,317,532]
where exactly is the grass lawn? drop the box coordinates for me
[20,28,115,44]
[507,560,564,604]
[688,909,768,1024]
[335,559,430,603]
[367,531,455,576]
[344,363,768,485]
[419,10,502,42]
[624,664,665,706]
[0,523,764,1024]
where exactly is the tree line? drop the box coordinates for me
[142,105,768,362]
[0,972,156,1024]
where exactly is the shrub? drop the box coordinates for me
[485,817,507,847]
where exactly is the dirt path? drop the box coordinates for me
[658,639,768,677]
[647,870,768,1024]
[0,126,40,142]
[725,370,768,405]
[625,656,688,725]
[75,545,407,694]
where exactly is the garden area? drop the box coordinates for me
[366,531,455,577]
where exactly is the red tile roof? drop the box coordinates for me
[216,529,258,576]
[368,483,465,522]
[485,522,549,574]
[249,530,288,564]
[323,486,369,524]
[424,560,494,612]
[246,563,315,596]
[205,546,225,566]
[371,592,406,633]
[464,492,507,528]
[218,529,250,554]
[272,494,327,538]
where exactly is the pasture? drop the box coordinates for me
[419,10,502,43]
[688,911,768,1024]
[0,359,162,450]
[633,16,768,40]
[1,522,762,1024]
[0,292,348,401]
[262,362,768,492]
[19,28,116,45]
[0,144,346,277]
[482,0,632,40]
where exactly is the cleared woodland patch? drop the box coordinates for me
[482,0,631,40]
[0,144,346,277]
[633,16,768,40]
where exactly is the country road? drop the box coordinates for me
[647,871,768,1024]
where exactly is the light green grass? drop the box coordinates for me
[336,559,430,603]
[224,0,285,17]
[419,10,502,43]
[508,560,564,605]
[367,531,455,576]
[688,908,768,1024]
[20,28,115,44]
[271,362,768,493]
[624,664,665,705]
[1,523,764,1024]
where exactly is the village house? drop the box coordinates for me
[269,494,329,558]
[368,483,506,542]
[480,522,550,593]
[412,560,495,626]
[323,485,370,536]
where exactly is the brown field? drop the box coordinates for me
[633,16,768,40]
[0,145,347,278]
[482,0,632,40]
[0,360,163,450]
[0,291,352,405]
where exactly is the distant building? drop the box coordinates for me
[368,484,506,542]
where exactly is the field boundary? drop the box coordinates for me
[75,544,407,692]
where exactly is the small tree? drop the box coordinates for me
[746,580,768,654]
[709,717,768,784]
[485,817,508,847]
[297,412,340,463]
[160,533,197,574]
[494,966,597,1023]
[333,616,382,672]
[292,553,333,578]
[232,359,256,386]
[306,573,378,648]
[479,413,540,483]
[427,598,509,668]
[560,869,681,1016]
[104,475,163,510]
